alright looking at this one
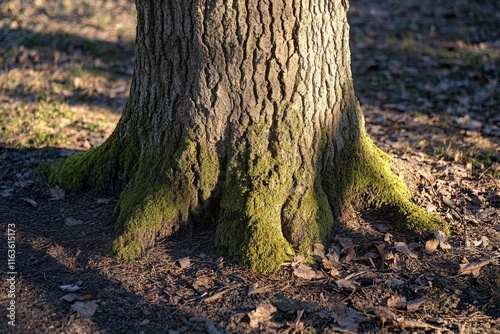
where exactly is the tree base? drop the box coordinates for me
[49,111,445,273]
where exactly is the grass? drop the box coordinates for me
[0,0,134,149]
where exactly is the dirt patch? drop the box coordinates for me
[1,0,499,333]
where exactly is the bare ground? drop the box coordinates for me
[0,0,499,333]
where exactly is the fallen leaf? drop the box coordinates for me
[313,242,326,258]
[247,282,260,295]
[49,186,66,200]
[424,238,439,254]
[374,224,391,232]
[434,231,452,249]
[375,242,394,260]
[271,294,317,313]
[326,246,341,263]
[458,258,495,277]
[61,293,85,302]
[64,217,83,226]
[472,236,489,248]
[1,188,14,197]
[386,278,405,287]
[389,254,406,272]
[322,257,336,270]
[374,306,400,326]
[384,233,393,243]
[393,241,418,259]
[175,257,191,269]
[341,243,356,263]
[59,284,81,292]
[335,236,353,250]
[335,278,360,292]
[293,263,322,280]
[248,303,276,329]
[192,276,211,291]
[71,300,98,317]
[387,295,407,309]
[406,297,425,311]
[331,302,368,331]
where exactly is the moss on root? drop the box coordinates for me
[48,131,140,192]
[326,129,444,232]
[49,126,220,262]
[216,105,333,273]
[49,99,442,273]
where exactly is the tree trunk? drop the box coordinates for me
[50,0,441,273]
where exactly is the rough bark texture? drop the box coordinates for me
[49,0,442,273]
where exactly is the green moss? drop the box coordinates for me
[50,125,220,261]
[216,105,333,273]
[326,129,444,232]
[110,128,220,260]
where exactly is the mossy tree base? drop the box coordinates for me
[49,0,444,274]
[49,103,444,274]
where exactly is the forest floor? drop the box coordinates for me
[0,0,499,333]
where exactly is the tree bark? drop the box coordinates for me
[50,0,441,273]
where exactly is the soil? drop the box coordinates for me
[0,0,499,333]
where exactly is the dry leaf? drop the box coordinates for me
[64,217,83,226]
[271,294,317,312]
[192,276,211,291]
[341,243,356,263]
[393,242,418,259]
[384,233,393,243]
[407,297,425,311]
[175,257,191,269]
[387,295,407,309]
[434,231,452,249]
[375,243,394,260]
[49,186,66,200]
[331,303,368,331]
[458,258,495,277]
[472,236,489,248]
[335,236,353,250]
[326,246,341,263]
[71,300,98,318]
[389,254,406,272]
[61,293,85,302]
[59,284,81,292]
[374,306,400,326]
[313,242,326,258]
[424,238,439,254]
[335,278,360,291]
[293,263,322,280]
[247,282,260,295]
[329,267,340,277]
[248,303,276,329]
